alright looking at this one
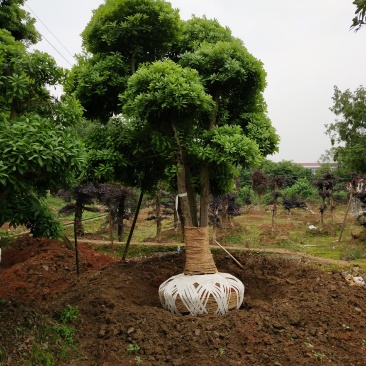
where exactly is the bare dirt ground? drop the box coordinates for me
[1,233,366,366]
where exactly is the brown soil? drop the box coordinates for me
[1,235,366,365]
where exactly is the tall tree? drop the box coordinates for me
[0,3,85,238]
[69,1,278,315]
[0,0,40,45]
[351,0,366,31]
[326,86,366,173]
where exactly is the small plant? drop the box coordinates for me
[54,324,75,345]
[313,351,325,361]
[58,305,79,324]
[218,347,225,357]
[342,323,351,331]
[0,230,14,248]
[127,343,140,355]
[135,355,143,365]
[28,343,55,366]
[303,342,314,349]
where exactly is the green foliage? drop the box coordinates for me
[177,16,233,54]
[127,344,140,355]
[82,0,181,66]
[261,160,312,184]
[57,305,80,324]
[0,0,40,45]
[64,53,129,122]
[0,115,85,238]
[351,0,366,31]
[0,115,85,192]
[123,59,214,126]
[53,324,75,346]
[1,192,63,238]
[281,178,317,200]
[28,343,55,366]
[326,86,366,174]
[190,125,262,166]
[0,230,14,248]
[0,30,64,119]
[72,7,278,225]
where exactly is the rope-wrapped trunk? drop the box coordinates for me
[184,226,217,275]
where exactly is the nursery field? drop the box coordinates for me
[1,203,366,365]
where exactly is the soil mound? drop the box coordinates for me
[1,236,366,365]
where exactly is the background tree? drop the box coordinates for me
[351,0,366,31]
[313,173,336,227]
[251,170,269,211]
[0,3,85,238]
[98,183,136,242]
[0,0,40,45]
[326,86,366,174]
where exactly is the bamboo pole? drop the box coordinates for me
[74,223,80,277]
[338,192,353,242]
[214,240,244,269]
[122,191,143,260]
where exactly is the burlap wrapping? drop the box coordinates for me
[184,226,217,275]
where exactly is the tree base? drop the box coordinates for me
[159,272,244,316]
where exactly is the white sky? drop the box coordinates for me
[25,0,366,163]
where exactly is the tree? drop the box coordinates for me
[71,0,278,315]
[0,0,40,45]
[0,3,85,238]
[326,86,366,173]
[0,115,85,236]
[251,170,269,210]
[351,0,366,32]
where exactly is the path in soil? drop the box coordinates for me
[1,235,366,365]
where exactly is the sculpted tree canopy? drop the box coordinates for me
[64,53,130,122]
[81,0,181,73]
[326,86,366,173]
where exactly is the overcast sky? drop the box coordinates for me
[25,0,366,163]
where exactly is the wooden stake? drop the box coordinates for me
[338,192,353,242]
[109,212,115,258]
[74,223,80,277]
[122,191,143,260]
[214,240,244,269]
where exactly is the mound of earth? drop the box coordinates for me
[1,235,366,365]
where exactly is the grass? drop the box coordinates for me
[0,301,80,366]
[42,195,366,269]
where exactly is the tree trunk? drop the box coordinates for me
[199,93,218,228]
[271,185,278,234]
[0,187,10,204]
[257,193,262,211]
[183,153,198,227]
[10,102,19,121]
[155,188,162,242]
[172,122,193,227]
[74,198,84,237]
[117,195,126,242]
[200,160,210,227]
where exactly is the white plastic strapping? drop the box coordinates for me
[159,272,244,316]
